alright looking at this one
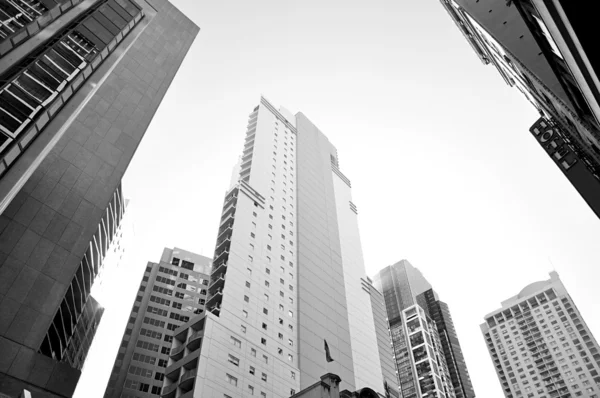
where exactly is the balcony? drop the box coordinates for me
[187,328,204,352]
[244,137,255,149]
[170,344,185,361]
[179,367,197,392]
[220,204,236,224]
[206,289,223,309]
[160,382,177,398]
[210,261,227,281]
[213,250,229,269]
[208,303,221,316]
[208,275,225,295]
[216,226,233,246]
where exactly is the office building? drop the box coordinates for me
[161,96,398,398]
[439,0,600,219]
[373,260,474,398]
[0,0,199,396]
[481,272,600,398]
[103,248,211,398]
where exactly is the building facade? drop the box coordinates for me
[373,260,474,398]
[161,97,398,398]
[439,0,600,219]
[0,0,199,396]
[481,272,600,398]
[104,248,211,398]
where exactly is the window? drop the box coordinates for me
[263,355,268,364]
[249,366,255,375]
[278,348,283,355]
[249,244,254,250]
[262,322,267,330]
[228,354,240,366]
[251,348,257,357]
[265,281,270,287]
[249,255,253,262]
[243,310,248,318]
[266,268,271,274]
[264,294,269,301]
[250,233,255,239]
[278,333,283,340]
[289,310,293,317]
[279,318,283,325]
[289,339,293,346]
[288,354,293,362]
[263,308,268,315]
[226,374,238,386]
[244,295,250,303]
[261,373,267,382]
[261,338,267,345]
[246,281,251,288]
[241,325,246,334]
[248,385,255,395]
[231,336,242,348]
[291,371,296,380]
[248,267,252,274]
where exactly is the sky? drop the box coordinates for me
[76,1,600,397]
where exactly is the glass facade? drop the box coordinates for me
[40,183,126,367]
[374,261,475,398]
[0,0,144,176]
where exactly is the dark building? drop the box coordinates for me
[373,260,475,398]
[103,248,211,398]
[0,0,199,396]
[440,0,600,219]
[419,289,475,398]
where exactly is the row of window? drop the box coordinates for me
[123,378,161,395]
[171,257,195,271]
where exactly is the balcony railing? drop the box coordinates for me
[170,344,185,361]
[160,382,177,398]
[208,275,225,295]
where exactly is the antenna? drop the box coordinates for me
[548,257,556,272]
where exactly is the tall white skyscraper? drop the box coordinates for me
[481,272,600,398]
[161,97,398,398]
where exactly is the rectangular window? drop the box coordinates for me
[231,336,242,348]
[226,373,238,386]
[228,354,240,366]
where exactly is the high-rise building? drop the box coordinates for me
[0,1,198,396]
[439,0,600,219]
[481,272,600,398]
[161,96,398,398]
[373,260,475,398]
[103,248,211,398]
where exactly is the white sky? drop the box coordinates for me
[76,1,600,397]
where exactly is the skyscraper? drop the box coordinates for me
[481,272,600,398]
[439,0,600,219]
[103,248,211,398]
[0,1,198,396]
[161,96,398,398]
[373,260,475,398]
